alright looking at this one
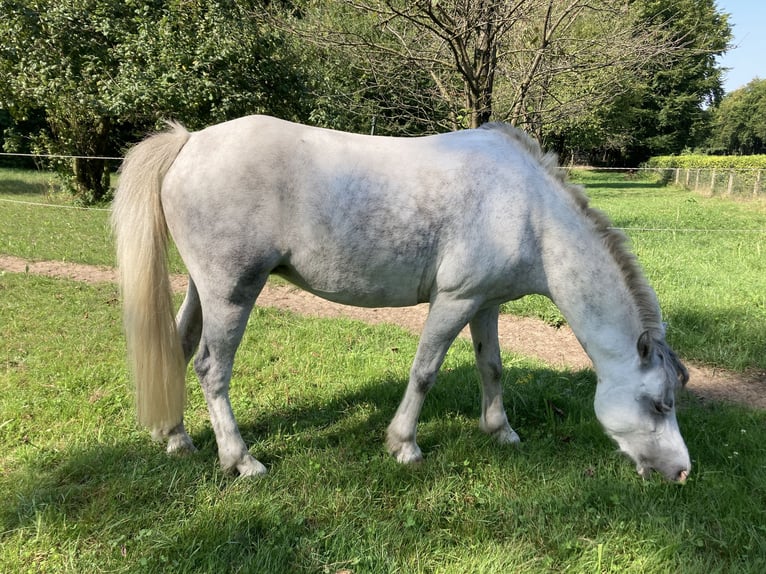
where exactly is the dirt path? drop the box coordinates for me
[2,254,764,409]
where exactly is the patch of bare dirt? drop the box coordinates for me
[2,254,763,409]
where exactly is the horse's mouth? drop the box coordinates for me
[637,463,689,483]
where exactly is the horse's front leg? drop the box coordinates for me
[469,306,520,445]
[386,296,480,463]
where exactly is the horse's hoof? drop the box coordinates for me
[166,434,198,455]
[492,425,521,446]
[235,456,268,477]
[391,441,424,464]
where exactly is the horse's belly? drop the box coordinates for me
[273,264,426,308]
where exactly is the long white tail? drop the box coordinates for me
[111,124,191,436]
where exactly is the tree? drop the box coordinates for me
[708,79,766,155]
[287,0,689,140]
[0,1,130,201]
[0,0,309,202]
[593,0,731,163]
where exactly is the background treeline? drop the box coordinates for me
[0,0,750,203]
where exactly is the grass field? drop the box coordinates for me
[1,167,766,572]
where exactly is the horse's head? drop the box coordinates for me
[594,331,690,482]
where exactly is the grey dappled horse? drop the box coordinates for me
[112,116,691,481]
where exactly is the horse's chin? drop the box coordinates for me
[636,463,689,484]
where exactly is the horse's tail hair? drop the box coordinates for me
[111,123,191,437]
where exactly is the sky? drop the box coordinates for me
[715,0,766,93]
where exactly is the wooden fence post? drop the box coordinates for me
[727,170,734,196]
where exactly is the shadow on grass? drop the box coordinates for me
[0,176,52,197]
[587,180,667,191]
[3,363,765,571]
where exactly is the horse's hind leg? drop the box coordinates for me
[469,306,520,445]
[194,277,268,476]
[164,278,203,455]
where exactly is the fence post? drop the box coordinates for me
[727,170,734,196]
[675,168,680,185]
[710,169,716,194]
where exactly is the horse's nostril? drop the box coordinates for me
[677,469,689,484]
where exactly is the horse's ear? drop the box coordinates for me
[637,331,654,364]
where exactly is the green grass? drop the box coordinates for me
[0,168,184,271]
[1,273,765,573]
[0,168,114,265]
[587,171,766,370]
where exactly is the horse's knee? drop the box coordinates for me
[410,365,437,394]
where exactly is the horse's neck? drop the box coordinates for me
[540,224,644,370]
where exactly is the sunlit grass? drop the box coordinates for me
[1,274,765,572]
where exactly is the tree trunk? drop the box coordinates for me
[467,0,498,128]
[72,116,112,203]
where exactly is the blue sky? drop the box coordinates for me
[715,0,766,93]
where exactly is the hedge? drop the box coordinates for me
[646,154,766,170]
[645,155,766,196]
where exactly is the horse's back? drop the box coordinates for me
[161,116,550,307]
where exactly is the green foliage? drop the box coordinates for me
[646,155,766,169]
[0,0,310,202]
[0,0,738,188]
[643,157,766,196]
[287,0,731,152]
[708,78,766,155]
[107,1,309,130]
[547,0,730,164]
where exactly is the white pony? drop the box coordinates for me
[112,115,690,481]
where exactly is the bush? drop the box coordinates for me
[646,154,766,169]
[645,155,766,196]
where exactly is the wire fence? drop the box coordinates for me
[650,167,766,198]
[1,150,764,197]
[0,152,122,161]
[1,152,764,231]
